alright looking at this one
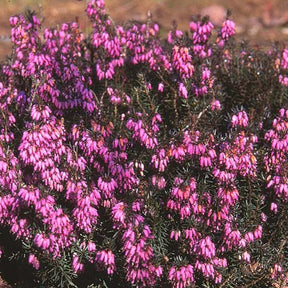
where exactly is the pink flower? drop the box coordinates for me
[28,254,40,270]
[158,83,164,92]
[245,232,254,242]
[232,111,249,128]
[168,265,194,287]
[179,82,188,98]
[231,115,238,127]
[170,230,181,241]
[95,250,115,274]
[271,202,278,213]
[220,20,236,41]
[155,266,163,277]
[87,241,96,252]
[241,251,251,263]
[197,236,216,259]
[253,225,262,239]
[112,202,126,227]
[72,255,84,273]
[211,99,221,110]
[151,175,166,189]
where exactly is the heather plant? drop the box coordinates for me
[0,0,287,287]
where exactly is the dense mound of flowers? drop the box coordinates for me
[0,0,287,287]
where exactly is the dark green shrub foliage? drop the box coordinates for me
[0,0,287,287]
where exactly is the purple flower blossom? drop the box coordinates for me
[28,254,40,270]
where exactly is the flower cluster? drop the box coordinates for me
[265,108,288,201]
[0,1,287,287]
[217,19,236,47]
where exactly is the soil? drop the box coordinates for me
[1,0,288,60]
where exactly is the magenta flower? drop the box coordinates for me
[72,255,84,273]
[241,251,251,263]
[28,254,40,270]
[95,250,116,275]
[112,202,126,228]
[168,265,194,288]
[220,20,236,41]
[211,99,221,110]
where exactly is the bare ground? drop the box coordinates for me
[1,0,288,60]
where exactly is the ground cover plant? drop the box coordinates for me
[0,0,288,287]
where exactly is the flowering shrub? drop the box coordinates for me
[0,0,287,287]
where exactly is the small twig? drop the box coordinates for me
[195,105,210,126]
[244,273,269,288]
[219,272,235,288]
